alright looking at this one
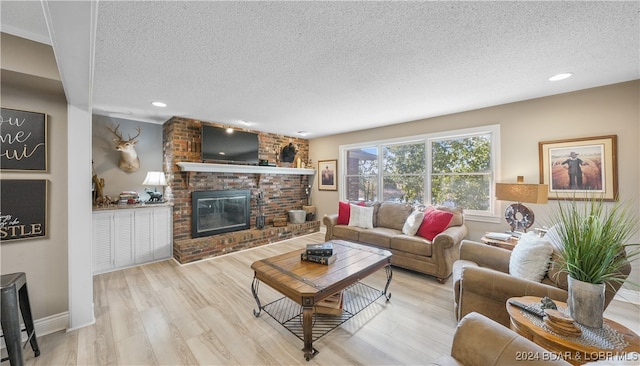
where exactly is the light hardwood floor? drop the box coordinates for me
[10,232,640,365]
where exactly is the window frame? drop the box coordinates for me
[339,125,501,223]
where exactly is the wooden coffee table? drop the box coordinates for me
[507,296,640,365]
[251,240,392,361]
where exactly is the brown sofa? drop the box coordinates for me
[452,240,631,327]
[431,312,570,365]
[323,201,468,283]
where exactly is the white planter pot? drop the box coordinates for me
[567,276,605,328]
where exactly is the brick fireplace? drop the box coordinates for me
[163,117,320,264]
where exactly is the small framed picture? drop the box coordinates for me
[318,160,337,191]
[539,135,617,201]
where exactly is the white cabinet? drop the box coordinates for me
[93,205,172,274]
[115,210,135,267]
[92,212,116,274]
[134,209,154,263]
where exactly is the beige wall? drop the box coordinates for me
[1,34,69,319]
[310,81,640,283]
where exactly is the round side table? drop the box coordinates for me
[507,296,640,365]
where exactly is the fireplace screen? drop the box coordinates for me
[192,190,250,238]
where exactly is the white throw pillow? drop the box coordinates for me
[543,224,564,252]
[402,210,425,236]
[509,232,554,282]
[348,204,374,229]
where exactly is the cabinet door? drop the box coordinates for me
[114,210,135,267]
[93,212,114,274]
[153,206,172,260]
[135,209,154,263]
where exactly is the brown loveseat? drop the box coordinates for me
[323,201,468,283]
[452,240,631,327]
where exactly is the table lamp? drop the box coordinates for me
[142,171,168,203]
[495,176,548,233]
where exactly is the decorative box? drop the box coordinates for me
[273,217,287,227]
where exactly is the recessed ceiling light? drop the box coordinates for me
[549,73,573,81]
[239,120,253,126]
[152,101,167,107]
[297,131,310,136]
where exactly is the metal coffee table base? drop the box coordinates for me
[252,265,392,361]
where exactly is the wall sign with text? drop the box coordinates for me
[1,107,48,171]
[0,179,48,242]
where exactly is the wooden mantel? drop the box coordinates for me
[176,162,316,175]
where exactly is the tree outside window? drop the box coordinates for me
[345,147,378,202]
[383,142,425,204]
[430,133,492,210]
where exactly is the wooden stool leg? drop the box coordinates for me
[1,284,24,366]
[18,283,40,357]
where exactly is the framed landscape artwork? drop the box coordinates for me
[318,160,337,191]
[539,135,617,201]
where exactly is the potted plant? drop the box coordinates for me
[547,196,639,328]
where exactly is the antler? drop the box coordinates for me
[106,124,141,142]
[106,124,123,141]
[127,127,142,142]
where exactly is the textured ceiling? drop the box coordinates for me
[2,1,639,138]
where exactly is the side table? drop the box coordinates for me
[507,296,640,365]
[480,234,518,250]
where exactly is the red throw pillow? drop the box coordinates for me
[337,201,351,225]
[337,201,365,225]
[416,208,454,241]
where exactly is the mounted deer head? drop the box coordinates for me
[107,124,141,173]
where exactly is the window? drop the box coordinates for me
[340,125,500,221]
[382,142,425,204]
[428,131,493,215]
[344,147,378,202]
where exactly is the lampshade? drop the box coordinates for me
[495,183,548,204]
[142,171,168,186]
[495,177,548,233]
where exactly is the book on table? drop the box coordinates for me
[484,232,513,241]
[306,242,333,256]
[315,291,343,315]
[300,252,337,265]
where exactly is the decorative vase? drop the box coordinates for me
[256,215,265,229]
[567,276,605,328]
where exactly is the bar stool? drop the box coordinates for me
[1,272,40,366]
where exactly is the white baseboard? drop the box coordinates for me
[614,288,640,305]
[0,311,69,349]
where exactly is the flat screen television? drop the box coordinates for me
[201,125,259,164]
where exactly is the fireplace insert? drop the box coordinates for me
[192,190,251,238]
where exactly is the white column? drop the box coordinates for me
[42,0,99,329]
[67,105,95,329]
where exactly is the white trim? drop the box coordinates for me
[0,25,52,45]
[0,312,69,349]
[465,213,502,224]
